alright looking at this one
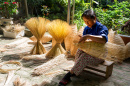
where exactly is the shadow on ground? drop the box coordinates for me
[34,71,106,86]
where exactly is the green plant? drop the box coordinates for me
[94,1,130,35]
[0,0,18,18]
[41,5,50,17]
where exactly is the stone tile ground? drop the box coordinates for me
[0,35,130,86]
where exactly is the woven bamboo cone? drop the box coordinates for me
[77,26,84,36]
[70,26,84,56]
[108,29,125,46]
[46,19,71,58]
[75,41,126,62]
[74,35,126,63]
[125,42,130,59]
[25,17,50,54]
[64,24,77,55]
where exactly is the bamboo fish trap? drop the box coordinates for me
[64,24,77,55]
[74,29,126,63]
[46,19,71,58]
[74,40,126,63]
[64,26,84,57]
[125,42,130,59]
[108,29,125,46]
[25,17,50,54]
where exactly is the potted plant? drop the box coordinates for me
[0,0,18,26]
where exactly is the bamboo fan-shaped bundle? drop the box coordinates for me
[64,24,77,55]
[25,17,50,54]
[46,19,71,58]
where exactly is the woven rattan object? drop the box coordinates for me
[25,17,50,54]
[77,26,84,36]
[46,19,71,58]
[64,24,77,55]
[74,29,126,62]
[125,42,130,59]
[108,29,125,46]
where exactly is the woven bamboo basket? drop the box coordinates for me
[64,24,77,55]
[74,29,126,62]
[75,41,126,62]
[108,29,125,46]
[125,42,130,59]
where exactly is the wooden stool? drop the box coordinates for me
[84,60,114,79]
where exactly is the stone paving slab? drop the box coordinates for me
[0,35,130,86]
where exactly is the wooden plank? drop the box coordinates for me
[85,66,106,74]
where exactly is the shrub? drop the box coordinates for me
[94,1,130,35]
[0,0,18,18]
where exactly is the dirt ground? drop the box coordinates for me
[0,35,130,86]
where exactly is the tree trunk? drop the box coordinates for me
[67,0,71,24]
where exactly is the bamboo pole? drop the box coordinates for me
[67,0,71,24]
[71,0,75,24]
[24,0,29,17]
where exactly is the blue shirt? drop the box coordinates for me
[83,21,108,42]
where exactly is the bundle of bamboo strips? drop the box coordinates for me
[46,19,71,58]
[25,17,50,54]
